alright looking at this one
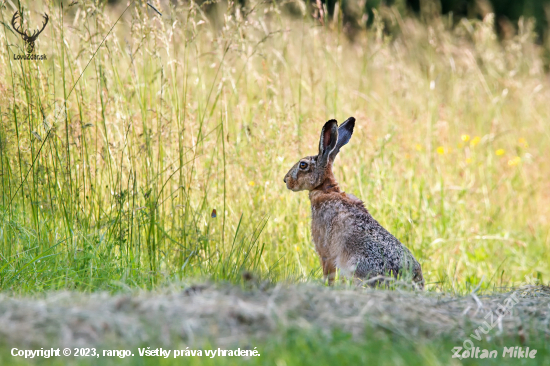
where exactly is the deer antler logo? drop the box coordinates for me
[11,11,49,54]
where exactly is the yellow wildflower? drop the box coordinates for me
[415,144,423,151]
[495,149,505,156]
[508,157,521,166]
[518,138,528,148]
[248,181,255,186]
[461,134,470,142]
[466,158,473,164]
[436,146,445,155]
[470,136,481,147]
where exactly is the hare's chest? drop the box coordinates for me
[310,203,340,253]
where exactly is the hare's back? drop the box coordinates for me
[340,208,419,277]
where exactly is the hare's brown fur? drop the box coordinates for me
[284,118,424,289]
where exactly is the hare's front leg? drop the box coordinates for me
[321,257,336,285]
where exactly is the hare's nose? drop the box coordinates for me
[284,177,287,184]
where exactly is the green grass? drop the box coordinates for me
[1,326,549,366]
[0,0,549,295]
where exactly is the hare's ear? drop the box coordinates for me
[318,119,339,166]
[329,117,355,161]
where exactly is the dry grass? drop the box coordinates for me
[0,283,548,349]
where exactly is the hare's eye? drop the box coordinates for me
[299,162,308,169]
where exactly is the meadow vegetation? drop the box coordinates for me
[0,0,549,294]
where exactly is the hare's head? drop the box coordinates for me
[284,117,355,191]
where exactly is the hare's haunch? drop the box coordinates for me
[284,118,424,289]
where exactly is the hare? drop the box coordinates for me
[284,117,424,289]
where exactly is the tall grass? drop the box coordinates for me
[0,0,548,293]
